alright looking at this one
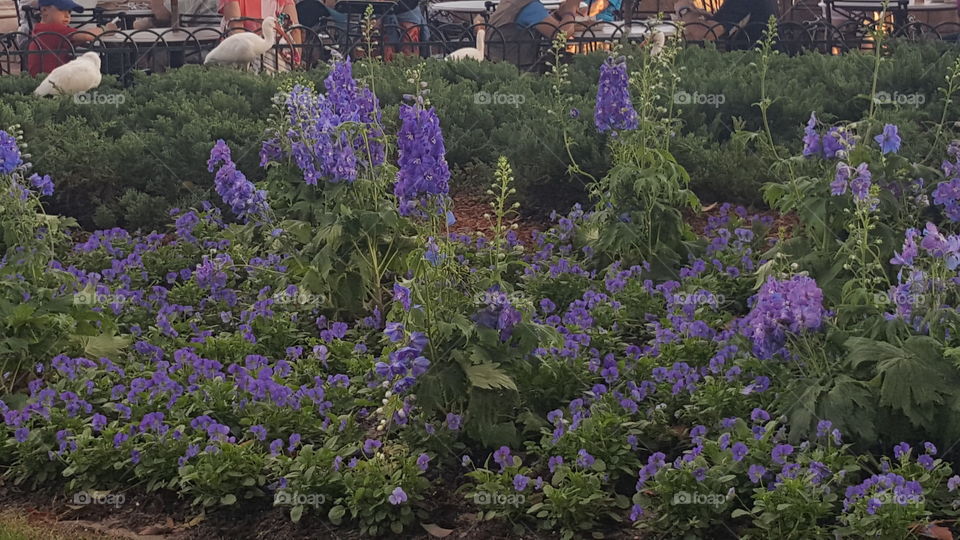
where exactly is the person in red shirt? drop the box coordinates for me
[28,0,118,76]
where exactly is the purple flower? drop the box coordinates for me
[924,442,937,455]
[446,413,462,431]
[802,112,822,157]
[739,275,827,360]
[384,322,405,343]
[948,475,960,492]
[393,284,412,311]
[394,103,451,218]
[849,163,872,202]
[513,474,529,491]
[577,449,595,468]
[629,504,643,521]
[874,124,901,155]
[493,446,513,470]
[730,442,748,462]
[29,174,54,197]
[388,486,408,505]
[893,442,911,460]
[417,453,430,471]
[250,425,267,441]
[269,439,283,455]
[0,131,23,174]
[549,456,564,473]
[816,420,832,437]
[750,408,770,423]
[363,438,382,455]
[771,444,794,465]
[918,454,935,470]
[208,140,271,224]
[594,56,638,133]
[748,464,766,483]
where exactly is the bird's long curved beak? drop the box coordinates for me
[275,23,301,65]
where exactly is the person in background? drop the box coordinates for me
[218,0,300,37]
[27,0,117,76]
[381,0,426,58]
[674,0,776,43]
[132,0,220,29]
[485,0,583,68]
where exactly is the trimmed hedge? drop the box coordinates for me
[1,41,958,229]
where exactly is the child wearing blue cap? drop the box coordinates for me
[28,0,118,76]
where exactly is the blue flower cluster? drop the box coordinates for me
[394,102,451,218]
[739,275,828,359]
[0,130,22,175]
[277,60,385,185]
[472,286,523,341]
[802,112,855,159]
[207,140,271,224]
[594,56,638,134]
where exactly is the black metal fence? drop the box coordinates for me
[3,16,960,80]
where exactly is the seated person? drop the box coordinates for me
[28,0,118,76]
[133,0,220,29]
[218,0,300,37]
[381,0,426,58]
[674,0,776,43]
[486,0,583,67]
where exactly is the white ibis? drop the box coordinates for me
[447,16,485,61]
[204,17,296,70]
[34,52,102,97]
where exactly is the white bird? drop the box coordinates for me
[204,17,294,70]
[447,16,486,61]
[34,52,102,97]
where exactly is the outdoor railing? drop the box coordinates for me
[3,18,960,78]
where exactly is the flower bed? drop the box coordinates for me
[5,33,960,538]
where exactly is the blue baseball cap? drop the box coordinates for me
[38,0,85,12]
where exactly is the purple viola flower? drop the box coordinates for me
[750,408,770,423]
[388,486,408,505]
[288,433,301,452]
[748,464,766,483]
[692,467,707,482]
[874,124,901,155]
[771,444,794,465]
[513,474,529,492]
[918,455,935,470]
[363,438,382,455]
[893,442,911,460]
[446,412,462,431]
[802,112,822,158]
[549,456,564,473]
[831,162,851,195]
[730,442,748,462]
[816,420,832,437]
[269,439,283,455]
[417,453,430,471]
[250,425,267,441]
[924,442,937,455]
[948,475,960,492]
[91,413,107,432]
[14,427,29,443]
[594,56,638,133]
[577,449,595,468]
[492,446,513,470]
[629,504,643,521]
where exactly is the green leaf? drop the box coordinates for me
[461,362,517,392]
[220,494,237,505]
[290,505,304,523]
[329,505,346,525]
[75,333,132,359]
